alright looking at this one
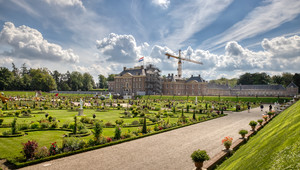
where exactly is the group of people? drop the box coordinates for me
[247,103,272,113]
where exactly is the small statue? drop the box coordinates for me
[80,98,83,109]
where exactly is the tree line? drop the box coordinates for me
[210,72,300,92]
[0,63,96,92]
[0,64,299,92]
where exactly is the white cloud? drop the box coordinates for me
[0,57,13,65]
[44,0,85,10]
[201,0,300,50]
[151,0,170,9]
[0,22,79,63]
[262,35,300,59]
[96,33,149,63]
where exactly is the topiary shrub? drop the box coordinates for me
[191,149,210,162]
[30,122,40,129]
[114,125,122,140]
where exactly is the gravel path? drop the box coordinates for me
[21,105,268,170]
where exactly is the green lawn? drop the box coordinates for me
[217,100,300,170]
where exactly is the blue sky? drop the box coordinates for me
[0,0,300,81]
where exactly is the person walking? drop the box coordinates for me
[260,104,264,111]
[269,104,272,111]
[248,104,251,113]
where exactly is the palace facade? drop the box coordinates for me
[108,65,298,97]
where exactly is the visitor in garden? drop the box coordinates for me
[269,105,272,111]
[248,104,251,113]
[260,104,264,111]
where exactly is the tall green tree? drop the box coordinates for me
[82,72,95,91]
[98,74,107,89]
[281,72,293,87]
[70,71,83,91]
[51,70,61,90]
[292,73,300,92]
[0,67,13,90]
[107,74,115,81]
[237,72,270,85]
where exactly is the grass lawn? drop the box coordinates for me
[0,130,68,161]
[217,100,300,170]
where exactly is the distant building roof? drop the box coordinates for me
[207,83,230,89]
[186,75,205,83]
[119,66,145,76]
[287,82,298,88]
[232,84,285,90]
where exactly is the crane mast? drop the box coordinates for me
[165,50,203,79]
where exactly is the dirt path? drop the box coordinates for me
[20,105,267,170]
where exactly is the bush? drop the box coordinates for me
[40,122,49,129]
[239,129,248,138]
[80,117,92,124]
[49,142,59,155]
[50,122,58,128]
[18,123,29,130]
[105,121,113,127]
[114,125,122,140]
[31,122,40,129]
[35,146,49,159]
[2,130,11,136]
[62,122,69,129]
[115,119,124,125]
[62,137,86,152]
[131,120,139,125]
[249,121,258,127]
[191,149,210,162]
[0,119,3,125]
[92,121,103,142]
[68,122,75,129]
[22,140,38,160]
[257,119,263,125]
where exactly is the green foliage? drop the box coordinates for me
[0,118,3,125]
[92,122,103,142]
[115,119,124,125]
[30,122,40,129]
[62,137,85,152]
[22,140,38,160]
[73,116,77,134]
[114,125,122,140]
[142,117,147,134]
[249,120,257,127]
[11,117,17,134]
[191,149,210,162]
[238,129,248,137]
[35,146,49,159]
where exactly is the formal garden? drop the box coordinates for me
[0,91,292,167]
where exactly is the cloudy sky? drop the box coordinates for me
[0,0,300,81]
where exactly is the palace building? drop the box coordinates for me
[108,65,298,97]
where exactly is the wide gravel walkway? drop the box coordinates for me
[21,105,268,170]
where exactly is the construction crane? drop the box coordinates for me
[165,50,203,79]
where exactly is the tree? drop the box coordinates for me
[98,74,107,89]
[107,74,115,81]
[70,71,83,91]
[92,121,103,143]
[281,72,293,87]
[293,73,300,93]
[237,72,270,85]
[271,75,283,84]
[0,67,13,90]
[29,68,56,91]
[82,73,95,91]
[51,70,61,90]
[142,116,147,134]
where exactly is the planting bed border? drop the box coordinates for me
[10,114,227,168]
[0,132,25,138]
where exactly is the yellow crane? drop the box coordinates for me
[165,50,203,79]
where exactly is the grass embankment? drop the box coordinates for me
[143,95,291,103]
[217,100,300,170]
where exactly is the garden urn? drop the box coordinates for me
[194,161,204,170]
